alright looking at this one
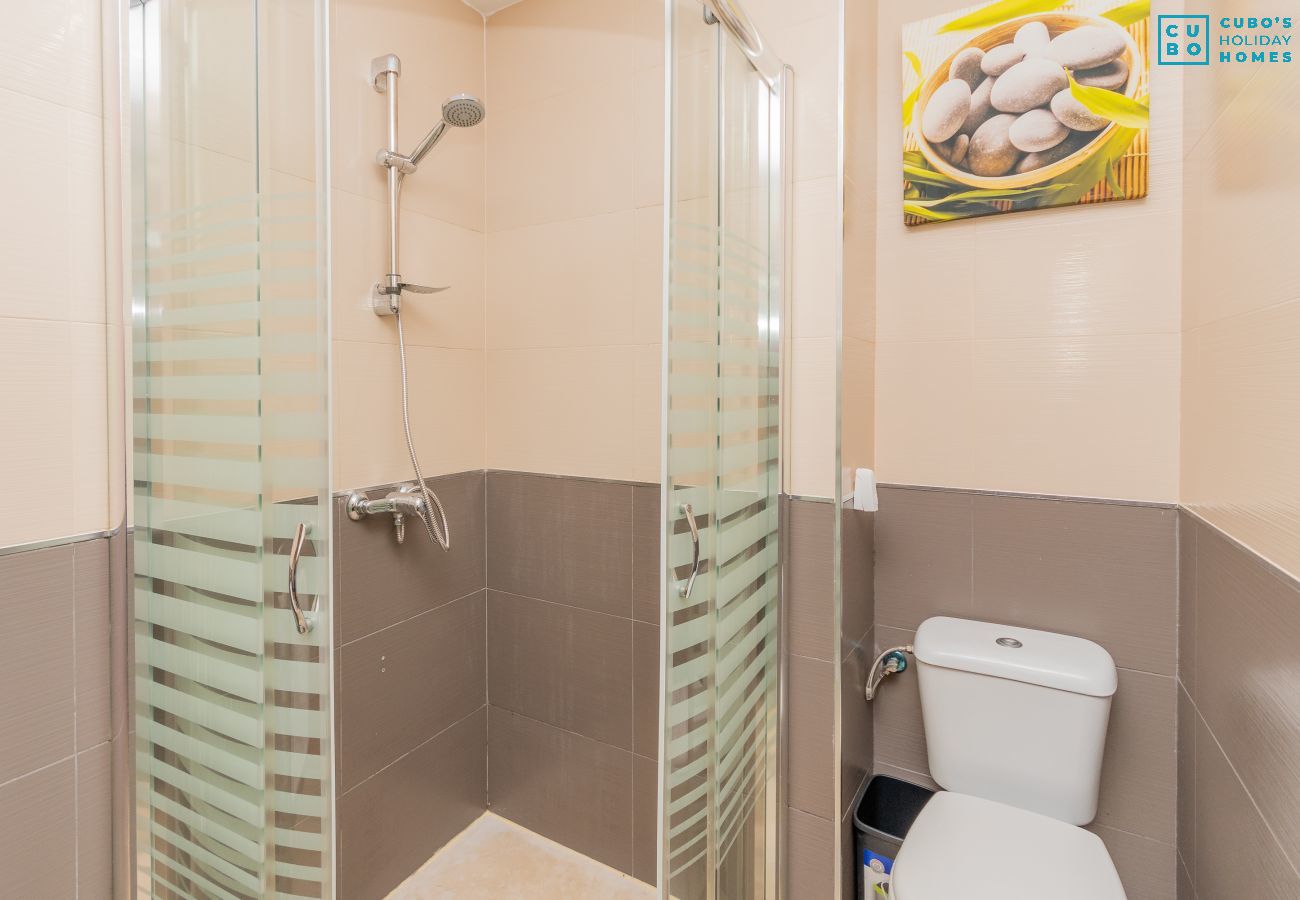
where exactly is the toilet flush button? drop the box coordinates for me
[996,637,1023,649]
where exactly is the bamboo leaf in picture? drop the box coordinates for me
[1102,0,1151,27]
[1068,75,1150,128]
[938,0,1065,33]
[902,51,923,127]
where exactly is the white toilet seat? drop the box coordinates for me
[890,791,1127,900]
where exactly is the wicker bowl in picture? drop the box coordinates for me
[914,13,1143,189]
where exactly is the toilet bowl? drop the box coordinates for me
[890,791,1126,900]
[887,618,1127,899]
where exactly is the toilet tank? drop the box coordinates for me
[913,617,1118,826]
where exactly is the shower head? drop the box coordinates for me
[407,93,486,167]
[441,94,486,128]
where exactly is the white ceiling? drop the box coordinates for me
[461,0,524,15]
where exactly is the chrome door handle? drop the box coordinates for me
[287,522,314,635]
[679,503,700,598]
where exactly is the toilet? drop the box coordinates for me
[888,617,1127,900]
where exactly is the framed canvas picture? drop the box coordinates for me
[903,0,1151,226]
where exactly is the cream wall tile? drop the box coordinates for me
[487,0,636,113]
[1182,58,1300,330]
[265,0,321,183]
[70,324,109,536]
[873,0,1183,501]
[485,79,635,231]
[0,319,76,546]
[485,346,637,480]
[632,0,666,72]
[333,340,485,490]
[972,206,1182,341]
[1183,299,1300,578]
[160,0,258,163]
[787,337,837,499]
[875,339,976,490]
[633,64,666,210]
[0,0,102,116]
[633,205,665,346]
[332,0,486,231]
[332,188,485,349]
[972,333,1181,502]
[487,211,637,349]
[842,337,875,473]
[790,177,840,341]
[874,218,977,344]
[632,343,663,484]
[0,88,104,325]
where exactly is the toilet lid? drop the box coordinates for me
[890,792,1127,900]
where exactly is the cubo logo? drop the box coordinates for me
[1158,14,1211,65]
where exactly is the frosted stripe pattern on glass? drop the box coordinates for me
[131,0,333,894]
[663,8,784,898]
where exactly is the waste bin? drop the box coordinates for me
[853,774,935,898]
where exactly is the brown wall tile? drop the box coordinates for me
[338,707,487,900]
[74,540,111,752]
[841,507,875,644]
[1176,859,1194,900]
[1190,520,1300,873]
[874,487,974,631]
[1088,823,1177,900]
[871,625,929,779]
[338,590,486,792]
[632,753,657,885]
[487,472,633,617]
[0,545,75,783]
[1096,669,1177,843]
[0,757,76,898]
[785,498,835,662]
[788,654,836,820]
[1193,711,1300,899]
[786,808,834,900]
[488,705,634,875]
[1177,683,1196,876]
[335,470,486,646]
[633,622,659,759]
[76,742,113,900]
[972,495,1177,675]
[840,629,875,818]
[1177,511,1197,698]
[632,483,661,625]
[487,590,633,750]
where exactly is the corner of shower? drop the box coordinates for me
[116,0,792,897]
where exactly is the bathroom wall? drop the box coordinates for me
[855,3,1187,897]
[0,540,113,897]
[485,471,661,881]
[482,0,663,485]
[327,3,489,896]
[0,2,117,895]
[0,0,111,548]
[330,0,487,492]
[871,486,1180,898]
[1178,11,1300,895]
[872,0,1184,504]
[785,498,875,900]
[332,471,487,900]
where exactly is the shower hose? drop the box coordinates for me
[396,307,451,551]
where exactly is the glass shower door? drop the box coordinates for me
[130,0,334,897]
[662,3,786,898]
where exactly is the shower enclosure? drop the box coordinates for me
[125,0,789,896]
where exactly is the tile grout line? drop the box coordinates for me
[1182,686,1300,880]
[339,704,487,799]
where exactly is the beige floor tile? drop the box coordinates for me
[387,812,656,900]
